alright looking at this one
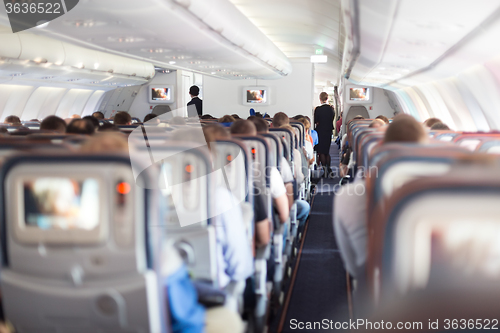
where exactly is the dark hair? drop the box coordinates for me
[41,116,67,133]
[375,115,390,124]
[98,123,120,132]
[230,119,257,136]
[231,114,241,120]
[430,122,450,130]
[5,115,21,125]
[189,85,200,96]
[143,113,158,123]
[201,114,216,120]
[66,119,95,135]
[83,116,100,129]
[0,127,8,134]
[353,115,365,120]
[272,112,289,128]
[92,111,105,120]
[247,116,269,133]
[203,124,230,141]
[113,112,132,125]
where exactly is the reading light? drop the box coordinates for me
[310,55,328,63]
[116,182,131,195]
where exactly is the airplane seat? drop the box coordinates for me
[366,150,472,215]
[290,122,305,148]
[453,133,500,151]
[476,139,500,154]
[367,163,500,304]
[0,154,165,333]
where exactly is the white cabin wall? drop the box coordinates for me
[203,59,314,119]
[340,84,396,119]
[127,72,178,120]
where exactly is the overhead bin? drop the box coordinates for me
[0,30,155,86]
[171,0,292,77]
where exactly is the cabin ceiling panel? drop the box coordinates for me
[0,0,293,80]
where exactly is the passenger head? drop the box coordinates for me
[71,114,81,119]
[319,92,329,103]
[247,116,269,133]
[66,119,95,135]
[369,119,386,128]
[297,117,311,132]
[230,120,257,136]
[113,111,132,126]
[231,114,241,120]
[40,116,67,133]
[430,122,450,130]
[353,115,365,120]
[200,114,216,120]
[92,111,105,120]
[219,115,236,123]
[375,115,390,124]
[82,116,99,130]
[423,117,442,128]
[4,115,21,125]
[272,112,289,128]
[143,113,159,123]
[189,85,200,97]
[80,132,128,153]
[203,124,230,141]
[384,114,427,144]
[0,127,8,134]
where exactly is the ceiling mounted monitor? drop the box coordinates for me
[346,85,373,104]
[149,85,174,104]
[243,86,270,106]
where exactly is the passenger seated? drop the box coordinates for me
[203,124,270,249]
[369,119,385,128]
[80,132,128,153]
[92,111,105,120]
[114,112,130,125]
[218,115,236,124]
[66,118,95,135]
[113,111,132,126]
[40,115,67,133]
[4,115,21,126]
[144,113,159,123]
[82,116,99,131]
[375,115,390,124]
[271,112,289,128]
[230,120,289,225]
[430,122,450,130]
[333,115,427,278]
[172,127,253,289]
[423,117,442,128]
[162,241,244,333]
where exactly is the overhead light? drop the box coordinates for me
[311,55,328,63]
[169,61,176,65]
[211,72,216,75]
[33,58,48,64]
[94,63,99,69]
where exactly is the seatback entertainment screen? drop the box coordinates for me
[24,177,100,231]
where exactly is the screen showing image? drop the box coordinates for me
[24,178,100,230]
[152,88,171,101]
[247,90,266,104]
[350,87,370,101]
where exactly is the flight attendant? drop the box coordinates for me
[314,92,335,177]
[187,85,203,117]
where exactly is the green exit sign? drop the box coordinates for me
[315,49,323,55]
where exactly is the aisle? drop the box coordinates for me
[272,143,350,332]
